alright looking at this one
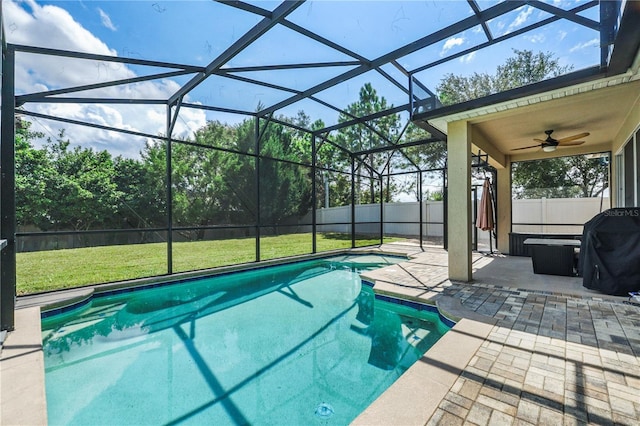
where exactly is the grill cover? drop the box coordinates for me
[579,208,640,295]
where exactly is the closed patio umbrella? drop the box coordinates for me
[476,177,495,252]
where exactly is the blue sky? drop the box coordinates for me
[4,0,604,157]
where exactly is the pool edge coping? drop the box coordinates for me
[19,248,409,315]
[351,317,496,425]
[0,307,48,426]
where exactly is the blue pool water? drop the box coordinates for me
[42,254,451,425]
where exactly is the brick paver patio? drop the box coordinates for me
[360,244,640,425]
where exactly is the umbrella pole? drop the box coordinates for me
[489,231,493,254]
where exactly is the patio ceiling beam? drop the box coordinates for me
[467,0,493,42]
[10,44,205,72]
[526,1,600,31]
[259,1,526,117]
[16,70,194,105]
[169,0,305,106]
[409,1,597,75]
[415,121,448,141]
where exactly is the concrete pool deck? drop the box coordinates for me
[2,242,639,425]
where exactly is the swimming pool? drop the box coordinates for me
[42,254,451,425]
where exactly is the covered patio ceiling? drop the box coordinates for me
[426,75,640,164]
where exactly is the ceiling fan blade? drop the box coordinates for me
[511,144,541,151]
[533,138,546,143]
[557,132,590,143]
[558,140,585,147]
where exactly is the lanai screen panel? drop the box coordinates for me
[2,0,621,295]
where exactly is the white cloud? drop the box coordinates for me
[5,0,115,55]
[97,8,117,31]
[525,33,546,44]
[440,37,464,57]
[507,6,533,33]
[4,0,206,158]
[569,38,599,53]
[558,30,568,41]
[459,51,476,64]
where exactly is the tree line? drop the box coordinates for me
[15,50,607,238]
[16,83,439,236]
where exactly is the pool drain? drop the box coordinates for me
[315,402,334,419]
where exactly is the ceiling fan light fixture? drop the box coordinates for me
[542,145,557,152]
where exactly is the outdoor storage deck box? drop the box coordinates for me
[579,208,640,296]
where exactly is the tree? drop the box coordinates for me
[397,123,447,201]
[436,49,609,200]
[257,119,314,230]
[437,49,573,105]
[166,120,256,239]
[44,131,122,231]
[512,158,578,198]
[15,120,51,230]
[113,143,168,232]
[512,155,608,199]
[334,83,402,203]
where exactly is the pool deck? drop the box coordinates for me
[2,242,639,425]
[353,243,640,425]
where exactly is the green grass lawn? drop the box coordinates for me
[17,233,402,295]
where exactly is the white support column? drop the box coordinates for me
[447,120,472,282]
[496,158,512,254]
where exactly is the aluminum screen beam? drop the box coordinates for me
[17,70,194,104]
[219,61,361,73]
[467,0,493,42]
[527,0,600,30]
[169,0,305,106]
[410,1,598,75]
[19,98,167,105]
[259,1,526,116]
[11,44,204,71]
[20,110,163,140]
[606,0,639,75]
[0,47,15,332]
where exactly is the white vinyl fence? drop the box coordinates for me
[512,197,609,234]
[315,201,444,237]
[315,197,608,239]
